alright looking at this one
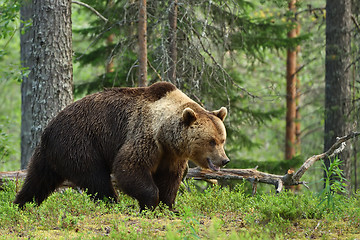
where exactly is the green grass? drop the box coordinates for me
[1,180,360,239]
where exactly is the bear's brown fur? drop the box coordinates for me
[14,82,229,211]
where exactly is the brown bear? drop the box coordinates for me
[14,82,229,211]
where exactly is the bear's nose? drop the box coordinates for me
[222,159,230,166]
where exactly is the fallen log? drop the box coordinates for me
[187,131,359,193]
[0,171,79,192]
[1,131,359,194]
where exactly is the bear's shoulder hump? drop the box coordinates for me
[145,82,177,101]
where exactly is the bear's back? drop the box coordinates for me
[53,82,178,126]
[104,81,177,103]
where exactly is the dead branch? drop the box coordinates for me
[186,131,359,192]
[0,132,359,193]
[292,131,360,181]
[0,171,78,191]
[72,1,108,23]
[186,166,304,194]
[351,15,360,32]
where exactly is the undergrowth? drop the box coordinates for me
[0,180,359,239]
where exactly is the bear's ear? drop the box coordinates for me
[182,108,197,125]
[213,107,227,121]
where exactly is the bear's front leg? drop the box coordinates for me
[114,168,160,212]
[153,165,187,211]
[113,146,159,211]
[113,144,161,212]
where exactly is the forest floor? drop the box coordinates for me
[1,180,359,239]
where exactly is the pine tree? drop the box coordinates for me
[138,0,147,86]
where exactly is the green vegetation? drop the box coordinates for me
[319,157,348,210]
[0,0,359,238]
[1,180,359,239]
[0,0,22,171]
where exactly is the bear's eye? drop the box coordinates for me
[209,139,216,147]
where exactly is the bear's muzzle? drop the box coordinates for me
[207,157,230,171]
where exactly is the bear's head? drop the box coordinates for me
[183,106,230,171]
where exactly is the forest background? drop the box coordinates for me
[0,0,359,194]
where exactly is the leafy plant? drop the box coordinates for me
[0,0,20,39]
[318,157,348,210]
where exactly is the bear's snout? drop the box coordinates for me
[222,159,230,166]
[206,157,230,171]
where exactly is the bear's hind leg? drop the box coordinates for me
[14,152,65,208]
[86,178,117,203]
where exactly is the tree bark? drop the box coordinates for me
[295,23,301,153]
[285,0,298,160]
[20,0,73,169]
[168,0,178,84]
[138,0,147,87]
[20,0,34,169]
[324,0,352,190]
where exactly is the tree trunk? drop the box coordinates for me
[295,23,301,153]
[20,0,73,169]
[168,0,178,84]
[324,0,352,190]
[138,0,147,87]
[285,0,298,160]
[20,1,34,169]
[353,64,358,192]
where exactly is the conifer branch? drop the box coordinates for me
[189,25,256,99]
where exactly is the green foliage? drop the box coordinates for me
[179,183,247,214]
[0,0,20,39]
[318,157,348,210]
[247,191,323,223]
[0,122,10,159]
[1,180,360,239]
[0,0,25,82]
[71,0,300,98]
[0,0,23,171]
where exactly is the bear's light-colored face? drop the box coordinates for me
[183,107,230,171]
